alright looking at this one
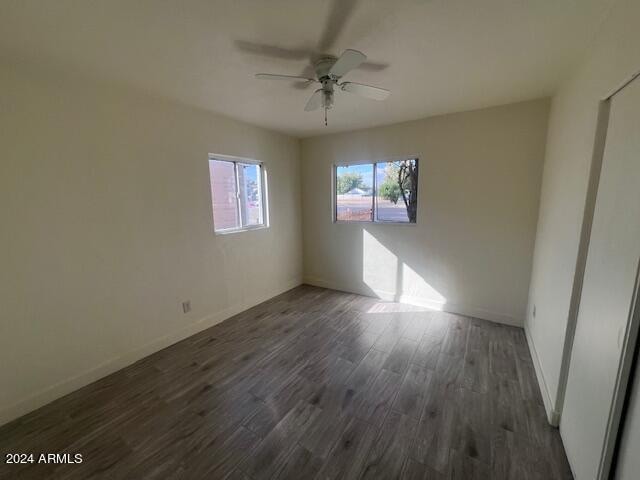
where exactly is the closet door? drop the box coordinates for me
[560,77,640,480]
[616,365,640,479]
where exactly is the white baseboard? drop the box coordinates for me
[303,276,523,327]
[0,277,302,427]
[524,324,560,426]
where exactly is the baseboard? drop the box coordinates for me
[0,277,303,427]
[303,276,523,327]
[524,324,560,426]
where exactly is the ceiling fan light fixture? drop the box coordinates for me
[323,90,334,109]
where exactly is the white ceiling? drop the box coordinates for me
[0,0,614,137]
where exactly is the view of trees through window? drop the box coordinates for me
[335,159,418,223]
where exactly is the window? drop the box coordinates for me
[209,156,266,233]
[335,158,418,223]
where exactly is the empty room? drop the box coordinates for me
[1,0,640,479]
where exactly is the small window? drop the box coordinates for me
[209,156,266,233]
[334,159,418,223]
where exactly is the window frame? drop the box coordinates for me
[208,154,269,234]
[333,157,419,225]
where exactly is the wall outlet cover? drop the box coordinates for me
[182,301,191,314]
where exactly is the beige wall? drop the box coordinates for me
[301,99,550,326]
[525,0,640,430]
[0,63,303,425]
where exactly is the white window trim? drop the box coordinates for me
[332,156,419,225]
[209,154,269,234]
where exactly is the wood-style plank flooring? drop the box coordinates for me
[0,285,573,479]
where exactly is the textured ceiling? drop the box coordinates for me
[0,0,614,137]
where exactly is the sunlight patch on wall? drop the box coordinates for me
[362,229,446,311]
[401,263,446,310]
[362,229,399,296]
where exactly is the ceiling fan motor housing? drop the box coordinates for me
[314,56,339,80]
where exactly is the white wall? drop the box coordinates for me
[0,62,303,426]
[301,99,550,326]
[525,0,640,426]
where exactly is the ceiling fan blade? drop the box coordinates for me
[358,61,390,72]
[305,89,324,112]
[292,66,319,89]
[235,40,313,61]
[317,0,359,51]
[329,49,366,77]
[340,82,390,100]
[255,73,316,83]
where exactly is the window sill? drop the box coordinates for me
[333,220,417,226]
[214,225,269,235]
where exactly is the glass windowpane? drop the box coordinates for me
[209,159,240,231]
[238,163,263,227]
[336,164,374,221]
[375,160,418,223]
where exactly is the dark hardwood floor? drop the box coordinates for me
[0,285,573,479]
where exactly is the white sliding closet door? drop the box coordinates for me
[616,366,640,479]
[561,77,640,480]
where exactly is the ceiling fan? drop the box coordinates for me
[255,49,390,125]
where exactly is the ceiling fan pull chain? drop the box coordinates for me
[325,107,328,126]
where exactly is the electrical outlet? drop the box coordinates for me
[532,304,536,318]
[182,301,191,314]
